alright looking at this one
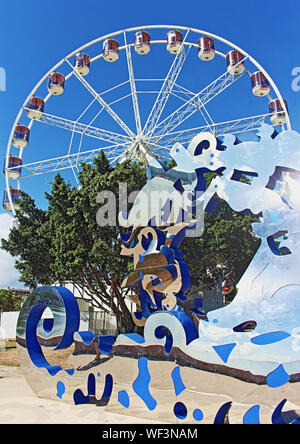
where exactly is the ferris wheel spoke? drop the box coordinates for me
[149,112,275,148]
[123,32,142,135]
[170,89,214,133]
[19,143,130,177]
[171,82,215,130]
[30,110,132,146]
[147,60,248,142]
[65,58,135,138]
[143,31,191,137]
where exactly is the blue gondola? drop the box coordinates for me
[3,187,20,212]
[3,155,22,179]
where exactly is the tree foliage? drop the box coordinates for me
[0,289,23,311]
[1,154,260,329]
[1,152,147,333]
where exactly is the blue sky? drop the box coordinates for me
[0,0,299,288]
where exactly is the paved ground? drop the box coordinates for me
[0,367,163,424]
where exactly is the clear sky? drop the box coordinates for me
[0,0,299,288]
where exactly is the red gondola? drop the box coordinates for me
[269,99,288,125]
[134,31,151,55]
[103,39,119,62]
[3,155,22,179]
[251,71,270,97]
[26,96,45,120]
[74,52,90,76]
[198,36,215,61]
[12,124,30,149]
[166,30,183,54]
[2,187,20,212]
[48,72,65,95]
[226,50,245,75]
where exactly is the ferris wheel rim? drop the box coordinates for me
[5,24,291,215]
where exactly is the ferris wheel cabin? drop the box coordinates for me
[26,96,45,120]
[12,124,30,149]
[2,187,20,212]
[74,52,90,76]
[3,155,22,180]
[166,30,183,54]
[269,99,288,125]
[48,72,65,95]
[103,39,119,62]
[226,50,245,75]
[251,71,270,97]
[134,31,151,55]
[198,36,215,61]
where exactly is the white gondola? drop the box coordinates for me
[26,96,45,120]
[3,187,20,212]
[269,99,288,125]
[103,39,119,62]
[251,71,270,97]
[198,36,215,61]
[166,30,183,54]
[12,124,30,149]
[48,72,65,95]
[74,52,90,76]
[226,50,245,75]
[3,155,22,179]
[134,31,151,55]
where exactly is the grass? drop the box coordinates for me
[0,345,75,368]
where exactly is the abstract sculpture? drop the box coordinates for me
[16,125,300,423]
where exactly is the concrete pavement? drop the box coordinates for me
[0,366,163,424]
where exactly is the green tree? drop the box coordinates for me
[1,152,147,334]
[1,155,260,328]
[0,289,23,311]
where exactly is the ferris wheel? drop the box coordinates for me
[3,25,290,214]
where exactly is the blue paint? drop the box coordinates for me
[56,381,65,399]
[87,372,95,396]
[212,343,236,363]
[243,405,260,424]
[171,366,186,396]
[173,402,187,420]
[43,318,54,333]
[266,364,290,388]
[24,287,80,376]
[132,357,157,411]
[73,387,89,405]
[76,330,95,345]
[168,309,198,345]
[65,368,74,376]
[118,390,130,408]
[193,409,204,422]
[122,333,145,344]
[155,326,173,354]
[73,373,113,406]
[101,374,113,401]
[251,331,290,345]
[214,402,232,424]
[271,399,288,424]
[98,335,114,355]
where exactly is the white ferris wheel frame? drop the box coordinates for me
[4,24,291,215]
